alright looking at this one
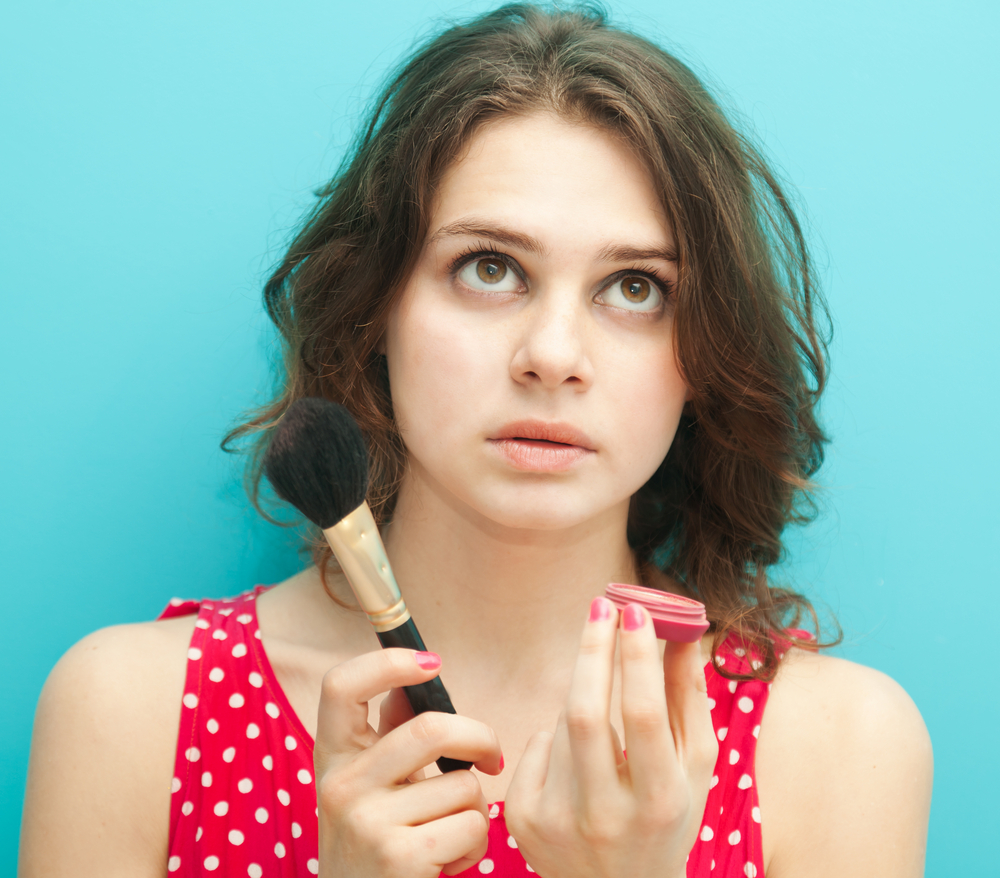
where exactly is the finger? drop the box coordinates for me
[354,711,502,788]
[619,603,677,801]
[408,809,490,875]
[561,596,620,802]
[378,687,416,737]
[505,729,554,811]
[384,767,488,827]
[663,638,717,772]
[316,649,443,771]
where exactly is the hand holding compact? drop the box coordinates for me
[505,597,718,878]
[314,648,503,878]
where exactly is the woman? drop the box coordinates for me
[19,4,932,876]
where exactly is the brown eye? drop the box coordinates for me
[622,276,650,302]
[476,259,507,283]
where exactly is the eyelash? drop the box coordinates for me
[447,241,676,300]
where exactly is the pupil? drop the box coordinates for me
[477,260,506,283]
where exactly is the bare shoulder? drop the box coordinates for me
[19,612,197,878]
[756,648,933,878]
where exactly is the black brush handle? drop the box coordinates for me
[376,618,473,773]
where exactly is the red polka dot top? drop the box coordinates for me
[160,586,789,877]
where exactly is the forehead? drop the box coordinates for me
[427,112,674,253]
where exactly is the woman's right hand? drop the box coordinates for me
[314,648,503,878]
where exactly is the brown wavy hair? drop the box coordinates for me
[224,2,837,679]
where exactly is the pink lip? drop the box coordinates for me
[489,420,596,473]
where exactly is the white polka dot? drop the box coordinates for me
[738,774,753,790]
[734,647,746,657]
[223,747,236,763]
[237,613,253,624]
[478,859,495,874]
[527,867,535,874]
[188,647,202,660]
[214,801,229,816]
[238,778,253,794]
[729,748,740,765]
[185,747,201,762]
[507,835,518,848]
[255,629,262,640]
[728,680,738,694]
[489,803,500,819]
[266,703,280,719]
[249,672,263,688]
[291,822,302,838]
[752,806,761,823]
[201,771,212,787]
[707,697,716,710]
[169,597,184,607]
[209,667,225,683]
[203,603,215,610]
[275,842,286,858]
[285,735,297,751]
[247,723,260,739]
[195,619,210,630]
[229,829,245,845]
[171,777,181,793]
[277,789,290,806]
[744,863,757,877]
[168,855,181,871]
[715,655,725,666]
[255,807,269,824]
[182,801,194,816]
[229,693,245,708]
[709,775,719,789]
[752,725,761,739]
[218,607,234,616]
[195,826,203,842]
[297,768,312,784]
[700,825,714,841]
[307,860,319,875]
[206,718,219,734]
[751,659,762,671]
[737,696,754,713]
[212,629,228,640]
[248,866,263,878]
[717,727,728,741]
[720,805,724,814]
[232,643,248,658]
[204,855,219,871]
[711,860,715,871]
[262,755,273,770]
[728,829,741,845]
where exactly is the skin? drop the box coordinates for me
[18,112,933,877]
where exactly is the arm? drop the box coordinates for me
[18,617,193,878]
[757,650,933,878]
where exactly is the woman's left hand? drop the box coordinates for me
[505,597,718,878]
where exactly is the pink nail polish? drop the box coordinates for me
[589,596,612,622]
[414,651,441,670]
[499,753,505,772]
[622,604,645,631]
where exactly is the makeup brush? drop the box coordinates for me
[263,396,471,773]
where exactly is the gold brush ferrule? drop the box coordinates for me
[322,502,411,633]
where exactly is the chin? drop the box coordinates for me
[468,486,630,536]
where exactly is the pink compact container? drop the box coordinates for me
[604,583,710,643]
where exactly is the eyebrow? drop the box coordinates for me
[427,219,678,264]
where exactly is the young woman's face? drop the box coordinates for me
[384,112,688,533]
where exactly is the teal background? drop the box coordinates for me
[2,0,996,873]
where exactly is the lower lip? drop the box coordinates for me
[490,438,592,472]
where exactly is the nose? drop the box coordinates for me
[509,289,595,391]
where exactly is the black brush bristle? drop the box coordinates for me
[263,398,369,529]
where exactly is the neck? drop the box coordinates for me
[379,470,638,679]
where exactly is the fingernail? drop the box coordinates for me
[414,651,441,669]
[589,596,613,622]
[622,604,645,631]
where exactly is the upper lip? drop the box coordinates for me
[490,420,596,450]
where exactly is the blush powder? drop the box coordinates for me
[604,583,710,643]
